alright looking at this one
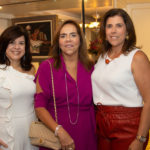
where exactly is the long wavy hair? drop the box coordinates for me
[49,20,93,71]
[99,8,137,57]
[0,25,32,71]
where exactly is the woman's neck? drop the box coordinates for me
[10,61,21,70]
[63,54,78,66]
[111,43,124,54]
[109,46,122,57]
[65,58,78,71]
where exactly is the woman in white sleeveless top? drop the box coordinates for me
[0,25,38,150]
[92,8,150,150]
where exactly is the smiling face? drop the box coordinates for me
[59,23,80,58]
[6,36,25,64]
[105,15,127,50]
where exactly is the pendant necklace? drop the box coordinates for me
[65,73,80,125]
[105,51,122,64]
[105,55,112,64]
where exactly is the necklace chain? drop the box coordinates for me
[105,51,122,64]
[65,73,80,125]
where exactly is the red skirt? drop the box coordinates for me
[96,105,148,150]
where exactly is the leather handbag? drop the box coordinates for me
[29,60,61,149]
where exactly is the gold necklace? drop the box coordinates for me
[65,73,80,125]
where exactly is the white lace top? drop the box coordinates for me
[0,65,38,150]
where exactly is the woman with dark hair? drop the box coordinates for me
[34,20,97,150]
[92,8,150,150]
[0,25,38,150]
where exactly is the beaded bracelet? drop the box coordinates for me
[55,125,62,136]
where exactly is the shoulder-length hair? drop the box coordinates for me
[0,25,32,71]
[49,19,93,71]
[99,8,137,56]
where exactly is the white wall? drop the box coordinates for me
[0,13,13,34]
[126,3,150,59]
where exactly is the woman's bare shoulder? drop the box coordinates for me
[27,66,36,76]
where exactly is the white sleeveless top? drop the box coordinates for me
[91,49,143,107]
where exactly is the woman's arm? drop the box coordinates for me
[129,51,150,150]
[0,139,8,150]
[35,107,75,150]
[35,78,75,150]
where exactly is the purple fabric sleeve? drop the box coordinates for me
[34,60,52,109]
[34,93,48,108]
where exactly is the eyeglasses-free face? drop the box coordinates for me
[59,23,80,58]
[6,36,25,64]
[105,15,127,50]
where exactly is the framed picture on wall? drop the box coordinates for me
[12,15,58,59]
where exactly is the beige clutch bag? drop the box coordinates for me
[29,121,61,149]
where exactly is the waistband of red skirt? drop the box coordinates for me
[96,105,142,113]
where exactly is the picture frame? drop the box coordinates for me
[12,15,58,61]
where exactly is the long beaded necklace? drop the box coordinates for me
[65,73,80,125]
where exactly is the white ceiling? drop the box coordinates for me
[0,0,112,22]
[0,0,150,22]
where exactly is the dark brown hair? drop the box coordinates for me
[49,19,93,70]
[99,8,137,56]
[0,25,32,71]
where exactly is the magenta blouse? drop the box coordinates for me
[34,56,97,150]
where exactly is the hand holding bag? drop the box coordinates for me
[29,60,61,150]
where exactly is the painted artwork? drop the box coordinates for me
[12,15,58,57]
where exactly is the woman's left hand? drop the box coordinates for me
[128,139,144,150]
[57,126,75,150]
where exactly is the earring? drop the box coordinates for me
[126,34,129,40]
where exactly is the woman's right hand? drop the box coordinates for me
[35,107,75,149]
[0,139,8,150]
[57,127,75,150]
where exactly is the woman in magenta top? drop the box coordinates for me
[34,20,97,150]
